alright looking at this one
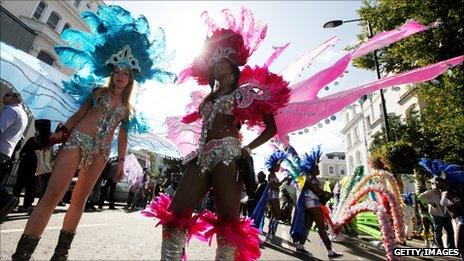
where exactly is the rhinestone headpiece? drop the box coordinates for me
[209,47,237,66]
[105,45,141,73]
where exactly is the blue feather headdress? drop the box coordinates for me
[299,145,322,175]
[419,158,464,185]
[265,150,287,171]
[54,5,176,133]
[56,5,175,84]
[402,192,414,206]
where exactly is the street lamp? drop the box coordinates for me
[323,19,391,142]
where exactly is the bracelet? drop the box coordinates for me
[243,146,252,155]
[57,123,69,133]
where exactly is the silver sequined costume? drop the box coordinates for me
[62,90,127,169]
[195,92,242,173]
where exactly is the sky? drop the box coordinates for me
[109,1,377,165]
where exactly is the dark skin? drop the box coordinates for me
[302,165,334,251]
[169,58,277,222]
[268,163,289,221]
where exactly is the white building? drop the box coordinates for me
[319,152,346,181]
[341,85,417,176]
[1,0,105,74]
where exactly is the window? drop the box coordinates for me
[344,112,350,123]
[346,133,352,147]
[353,126,360,142]
[365,116,371,128]
[62,23,71,33]
[328,166,335,175]
[340,168,346,175]
[33,1,47,20]
[37,51,55,65]
[379,103,385,118]
[327,155,334,159]
[356,151,362,165]
[349,156,354,171]
[46,11,61,30]
[73,0,81,8]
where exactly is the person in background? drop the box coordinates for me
[332,180,341,211]
[98,158,119,210]
[0,91,28,223]
[13,136,38,212]
[291,147,342,258]
[419,180,455,249]
[419,158,463,260]
[165,174,180,198]
[247,171,267,216]
[126,178,141,211]
[264,150,288,243]
[280,174,296,224]
[402,192,415,242]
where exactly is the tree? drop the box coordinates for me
[354,0,464,165]
[148,153,160,178]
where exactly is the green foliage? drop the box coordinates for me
[148,153,160,177]
[383,140,417,174]
[370,140,417,174]
[368,147,386,170]
[356,0,464,165]
[416,72,464,165]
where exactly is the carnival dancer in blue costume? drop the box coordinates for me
[251,150,288,244]
[289,146,342,257]
[419,158,464,260]
[12,5,175,261]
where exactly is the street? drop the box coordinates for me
[1,205,457,261]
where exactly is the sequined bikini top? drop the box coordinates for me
[93,90,127,116]
[197,92,236,151]
[200,92,235,131]
[92,90,127,152]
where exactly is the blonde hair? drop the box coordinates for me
[94,70,137,121]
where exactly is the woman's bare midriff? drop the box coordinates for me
[72,107,117,143]
[205,114,239,142]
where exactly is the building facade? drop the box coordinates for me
[1,0,105,74]
[1,6,37,53]
[341,84,419,176]
[319,152,346,181]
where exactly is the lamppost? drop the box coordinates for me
[323,19,391,142]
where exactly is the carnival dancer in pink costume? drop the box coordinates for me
[142,7,291,261]
[156,14,463,261]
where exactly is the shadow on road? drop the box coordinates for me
[336,239,388,261]
[262,238,324,261]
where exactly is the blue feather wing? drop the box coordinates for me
[80,11,101,34]
[55,46,94,71]
[61,29,96,52]
[250,186,270,231]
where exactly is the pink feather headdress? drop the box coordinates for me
[178,7,267,85]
